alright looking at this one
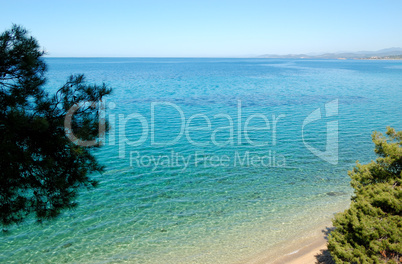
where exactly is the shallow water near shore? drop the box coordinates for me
[1,58,401,263]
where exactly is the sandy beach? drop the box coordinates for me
[242,224,335,264]
[269,238,333,264]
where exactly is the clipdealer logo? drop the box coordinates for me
[302,99,338,165]
[64,99,339,167]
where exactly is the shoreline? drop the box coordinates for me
[269,235,333,264]
[241,223,335,264]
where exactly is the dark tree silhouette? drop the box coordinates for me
[0,25,112,226]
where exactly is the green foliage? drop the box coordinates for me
[0,25,112,226]
[328,127,402,263]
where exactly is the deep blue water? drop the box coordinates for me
[1,58,401,263]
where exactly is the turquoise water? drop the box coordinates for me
[1,58,402,263]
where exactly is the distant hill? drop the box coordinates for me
[257,47,402,59]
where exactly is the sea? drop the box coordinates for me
[1,58,401,263]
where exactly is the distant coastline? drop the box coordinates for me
[257,47,402,60]
[358,55,402,60]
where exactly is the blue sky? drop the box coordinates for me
[1,0,401,57]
